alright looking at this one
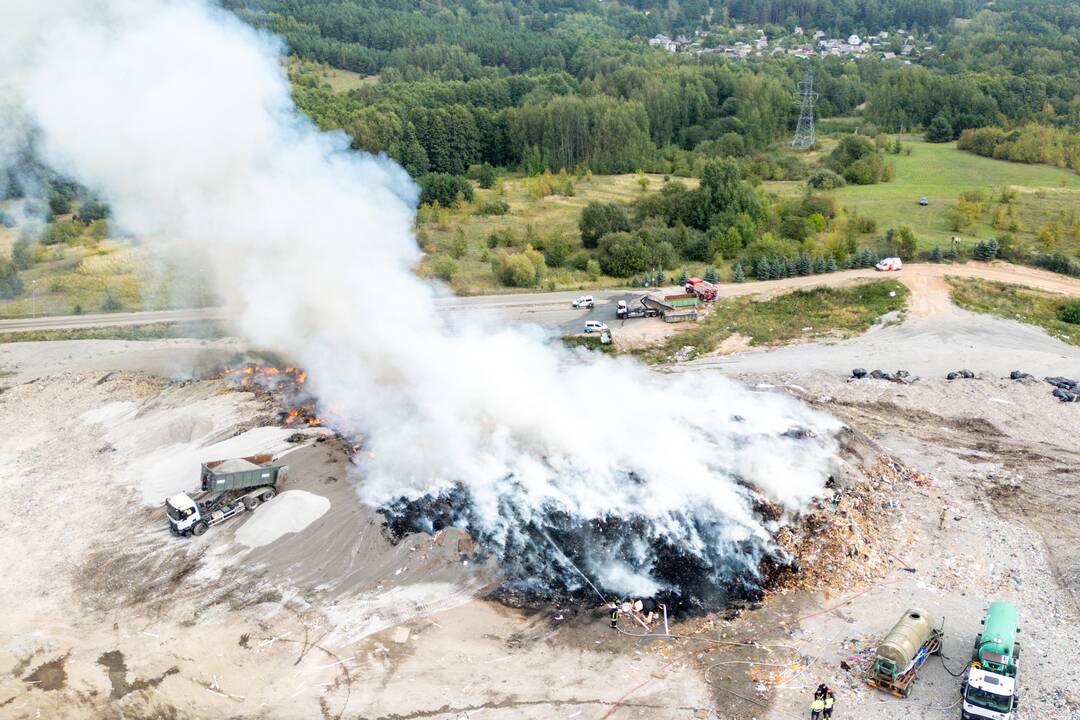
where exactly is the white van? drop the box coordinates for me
[875,257,903,272]
[584,320,608,333]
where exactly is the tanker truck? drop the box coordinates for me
[866,608,943,698]
[165,455,288,537]
[961,601,1021,720]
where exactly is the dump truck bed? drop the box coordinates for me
[201,454,287,493]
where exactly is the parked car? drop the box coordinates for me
[572,295,594,309]
[918,196,929,206]
[584,320,608,333]
[875,257,903,272]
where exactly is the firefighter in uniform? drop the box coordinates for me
[609,601,620,629]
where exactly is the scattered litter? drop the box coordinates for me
[1046,376,1080,402]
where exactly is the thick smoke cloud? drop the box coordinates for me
[0,0,843,601]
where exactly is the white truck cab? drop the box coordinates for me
[962,667,1017,720]
[166,493,204,535]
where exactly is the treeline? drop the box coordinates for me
[293,60,798,176]
[717,0,975,34]
[958,125,1080,173]
[852,0,1080,135]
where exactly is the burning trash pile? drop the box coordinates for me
[212,363,322,427]
[211,362,363,454]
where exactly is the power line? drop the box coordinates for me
[792,68,818,150]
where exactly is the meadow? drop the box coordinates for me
[829,138,1080,254]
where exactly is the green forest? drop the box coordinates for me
[7,0,1080,311]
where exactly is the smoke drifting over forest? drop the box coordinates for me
[0,0,844,603]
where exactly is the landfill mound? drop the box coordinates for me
[379,436,893,613]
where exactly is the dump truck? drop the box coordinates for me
[961,601,1021,720]
[165,454,288,537]
[616,297,660,319]
[640,293,698,323]
[866,608,943,698]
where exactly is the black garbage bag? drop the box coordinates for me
[852,368,867,379]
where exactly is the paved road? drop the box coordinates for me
[0,288,638,336]
[4,261,1080,336]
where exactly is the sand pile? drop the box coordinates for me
[235,490,330,548]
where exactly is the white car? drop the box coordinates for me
[584,320,608,333]
[875,257,903,272]
[572,295,594,309]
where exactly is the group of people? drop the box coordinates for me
[810,684,835,719]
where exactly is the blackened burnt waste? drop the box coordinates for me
[217,361,858,615]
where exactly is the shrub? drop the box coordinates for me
[475,164,497,189]
[101,288,123,312]
[419,173,474,208]
[40,221,82,246]
[450,229,467,259]
[925,113,954,143]
[542,237,573,268]
[486,228,517,248]
[972,238,999,261]
[0,257,21,299]
[1060,300,1080,325]
[76,200,109,223]
[12,237,34,270]
[431,256,459,282]
[474,200,510,216]
[579,201,631,249]
[807,170,846,190]
[597,231,652,277]
[494,247,545,287]
[888,225,918,261]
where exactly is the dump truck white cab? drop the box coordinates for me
[166,493,201,534]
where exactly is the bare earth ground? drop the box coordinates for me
[3,265,1080,719]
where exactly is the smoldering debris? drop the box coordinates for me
[379,480,780,613]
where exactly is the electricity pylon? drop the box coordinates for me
[792,69,818,150]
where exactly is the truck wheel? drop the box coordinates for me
[260,488,276,502]
[192,522,208,536]
[244,496,261,511]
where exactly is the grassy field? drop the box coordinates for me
[0,238,212,319]
[638,279,908,362]
[830,138,1080,254]
[415,172,704,294]
[286,58,376,92]
[948,277,1080,346]
[0,321,225,344]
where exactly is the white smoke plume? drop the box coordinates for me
[0,0,843,600]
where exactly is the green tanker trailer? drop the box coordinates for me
[961,600,1021,720]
